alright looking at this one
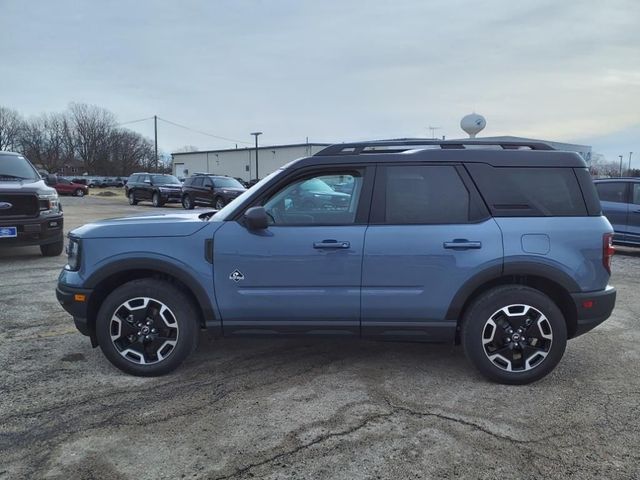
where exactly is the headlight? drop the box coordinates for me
[66,237,81,271]
[38,192,60,213]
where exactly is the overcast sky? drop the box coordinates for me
[1,0,638,165]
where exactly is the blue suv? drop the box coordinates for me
[56,140,616,384]
[594,178,640,246]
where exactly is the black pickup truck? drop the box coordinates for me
[0,151,64,256]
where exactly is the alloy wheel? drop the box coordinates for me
[109,297,179,365]
[482,304,553,372]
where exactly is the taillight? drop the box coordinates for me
[603,233,615,274]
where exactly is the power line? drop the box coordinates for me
[117,116,154,126]
[156,117,252,145]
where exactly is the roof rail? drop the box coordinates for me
[314,139,555,156]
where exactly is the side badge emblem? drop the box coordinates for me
[229,269,245,282]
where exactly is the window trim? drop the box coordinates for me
[369,162,488,225]
[233,164,376,227]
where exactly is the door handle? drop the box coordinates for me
[443,240,482,250]
[313,240,350,249]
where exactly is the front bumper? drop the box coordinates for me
[56,282,94,339]
[0,214,63,247]
[159,190,182,203]
[571,286,616,337]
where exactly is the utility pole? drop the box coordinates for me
[154,115,158,172]
[619,155,624,177]
[629,152,634,176]
[250,132,262,180]
[428,126,441,139]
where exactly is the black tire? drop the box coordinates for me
[214,196,226,210]
[95,279,199,376]
[182,194,195,210]
[152,192,164,207]
[40,239,64,256]
[128,191,138,205]
[461,285,567,385]
[75,188,85,197]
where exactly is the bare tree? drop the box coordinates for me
[0,106,24,151]
[68,103,116,172]
[20,113,76,173]
[108,129,155,176]
[174,145,199,153]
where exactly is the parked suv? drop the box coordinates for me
[181,174,247,210]
[125,173,182,207]
[0,151,64,256]
[56,140,616,384]
[594,178,640,246]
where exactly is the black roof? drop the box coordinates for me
[292,139,588,168]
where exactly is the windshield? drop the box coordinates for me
[0,154,39,180]
[212,169,283,221]
[214,177,245,189]
[152,175,181,185]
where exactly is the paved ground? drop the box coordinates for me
[1,196,639,480]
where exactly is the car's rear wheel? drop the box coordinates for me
[95,279,199,376]
[461,285,567,385]
[214,196,225,210]
[40,239,64,257]
[128,191,138,205]
[152,192,164,207]
[75,188,85,197]
[182,195,195,210]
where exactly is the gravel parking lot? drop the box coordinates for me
[1,195,639,480]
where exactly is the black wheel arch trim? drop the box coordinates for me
[446,260,581,321]
[83,257,220,333]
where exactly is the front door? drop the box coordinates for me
[361,164,503,341]
[213,167,372,335]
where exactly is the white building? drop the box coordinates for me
[171,143,330,182]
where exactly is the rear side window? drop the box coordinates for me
[468,164,587,216]
[596,182,628,203]
[633,184,640,205]
[379,165,470,224]
[129,175,139,183]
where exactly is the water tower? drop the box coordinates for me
[460,113,486,138]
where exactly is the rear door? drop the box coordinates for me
[627,182,640,244]
[595,181,629,242]
[361,163,503,341]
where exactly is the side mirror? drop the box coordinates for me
[144,179,151,184]
[46,174,57,186]
[243,206,269,230]
[206,184,214,190]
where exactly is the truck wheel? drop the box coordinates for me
[40,239,64,256]
[128,191,138,205]
[95,279,199,376]
[461,285,567,385]
[152,192,164,207]
[75,188,85,197]
[182,195,195,210]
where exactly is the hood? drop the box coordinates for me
[71,211,217,239]
[0,178,56,195]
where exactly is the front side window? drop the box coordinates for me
[262,172,363,225]
[381,165,470,224]
[596,182,628,204]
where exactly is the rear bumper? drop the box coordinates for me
[0,214,63,247]
[571,286,616,337]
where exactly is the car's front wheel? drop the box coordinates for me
[95,279,199,376]
[152,192,164,207]
[128,191,138,205]
[182,195,195,210]
[40,239,64,257]
[214,196,226,210]
[461,285,567,385]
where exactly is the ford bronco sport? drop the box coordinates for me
[0,151,64,256]
[56,140,616,384]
